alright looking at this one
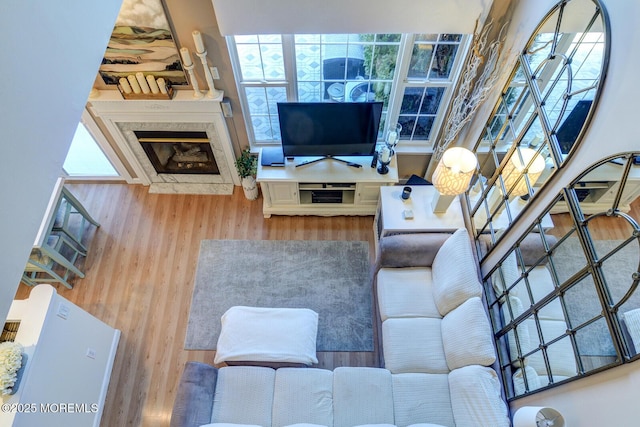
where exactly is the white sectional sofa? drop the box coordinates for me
[374,229,509,427]
[170,229,510,427]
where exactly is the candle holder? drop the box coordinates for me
[386,123,402,150]
[183,62,204,99]
[377,157,390,175]
[194,50,223,99]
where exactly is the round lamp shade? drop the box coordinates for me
[513,406,565,427]
[432,147,478,196]
[502,147,546,197]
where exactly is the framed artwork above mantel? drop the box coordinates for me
[98,0,188,87]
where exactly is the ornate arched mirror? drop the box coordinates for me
[484,152,640,399]
[468,0,610,254]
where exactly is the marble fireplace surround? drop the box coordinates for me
[88,92,240,194]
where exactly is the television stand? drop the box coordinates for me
[296,156,363,169]
[257,149,398,217]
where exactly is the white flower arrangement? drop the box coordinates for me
[0,342,23,395]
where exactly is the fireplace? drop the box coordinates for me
[87,92,240,194]
[135,131,220,175]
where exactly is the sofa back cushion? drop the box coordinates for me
[432,229,482,316]
[332,367,394,427]
[441,297,496,370]
[211,366,276,426]
[272,368,334,427]
[378,233,451,268]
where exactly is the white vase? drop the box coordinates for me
[241,176,259,200]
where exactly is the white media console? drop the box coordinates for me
[256,150,398,217]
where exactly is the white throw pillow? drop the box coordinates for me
[432,229,482,316]
[441,297,496,370]
[491,251,520,296]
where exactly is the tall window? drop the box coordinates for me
[228,33,468,150]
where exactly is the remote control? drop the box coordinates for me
[370,152,378,168]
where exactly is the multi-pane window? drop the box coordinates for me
[229,33,468,149]
[396,34,463,142]
[231,35,288,142]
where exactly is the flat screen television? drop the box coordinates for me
[277,101,382,157]
[556,99,593,154]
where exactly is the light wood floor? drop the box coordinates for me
[13,184,638,427]
[14,183,379,427]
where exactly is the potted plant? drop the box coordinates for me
[235,148,259,200]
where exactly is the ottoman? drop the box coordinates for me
[214,306,319,365]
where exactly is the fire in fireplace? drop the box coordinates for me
[134,131,220,175]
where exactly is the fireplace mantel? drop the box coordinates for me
[88,90,240,194]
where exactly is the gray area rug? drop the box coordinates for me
[555,238,640,356]
[185,239,373,352]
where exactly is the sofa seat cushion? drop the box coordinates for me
[441,297,496,370]
[502,296,532,367]
[526,266,563,320]
[392,373,454,427]
[381,318,448,374]
[376,267,440,321]
[272,368,334,427]
[526,319,577,378]
[512,365,542,395]
[211,366,276,427]
[448,366,510,427]
[431,229,482,316]
[332,367,394,427]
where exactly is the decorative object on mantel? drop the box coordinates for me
[0,341,25,395]
[180,47,204,99]
[428,19,506,178]
[116,73,174,100]
[179,30,223,99]
[192,30,223,99]
[98,0,187,86]
[235,148,259,200]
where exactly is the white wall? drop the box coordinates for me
[0,1,123,324]
[2,285,120,426]
[480,0,640,424]
[212,0,492,35]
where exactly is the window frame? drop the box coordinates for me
[227,33,471,153]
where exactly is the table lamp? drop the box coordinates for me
[431,147,477,213]
[489,147,546,213]
[502,147,546,197]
